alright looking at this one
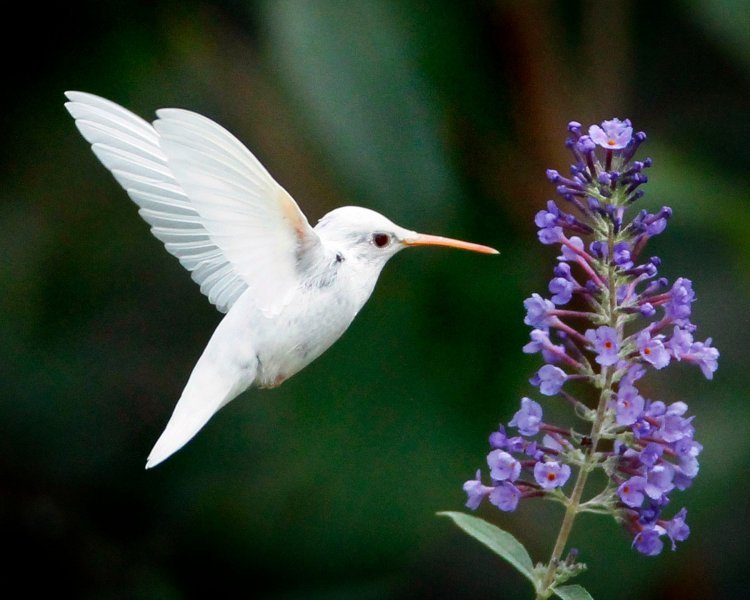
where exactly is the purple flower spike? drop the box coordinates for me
[534,460,571,489]
[509,397,543,436]
[488,482,522,512]
[585,326,620,366]
[461,118,716,562]
[589,118,633,150]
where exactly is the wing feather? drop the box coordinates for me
[152,108,321,315]
[64,91,321,314]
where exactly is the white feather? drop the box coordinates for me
[65,91,322,315]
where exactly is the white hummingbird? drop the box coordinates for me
[64,91,498,468]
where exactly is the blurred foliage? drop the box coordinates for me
[0,0,748,598]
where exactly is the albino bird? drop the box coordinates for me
[64,91,498,468]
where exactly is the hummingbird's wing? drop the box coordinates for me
[64,91,322,316]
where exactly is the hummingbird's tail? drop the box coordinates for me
[145,344,256,469]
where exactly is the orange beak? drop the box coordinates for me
[402,233,499,255]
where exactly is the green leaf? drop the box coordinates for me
[553,584,594,600]
[438,511,534,581]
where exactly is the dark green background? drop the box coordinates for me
[2,1,747,598]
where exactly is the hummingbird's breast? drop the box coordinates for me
[248,260,375,388]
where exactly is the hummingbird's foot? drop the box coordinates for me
[259,374,288,389]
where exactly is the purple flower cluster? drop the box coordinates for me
[611,365,702,555]
[464,118,719,556]
[463,398,572,512]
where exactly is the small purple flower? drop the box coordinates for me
[463,470,491,510]
[505,436,526,453]
[618,476,646,508]
[534,460,571,489]
[633,525,665,556]
[524,293,555,328]
[534,201,560,229]
[657,402,694,443]
[674,437,702,462]
[554,261,573,279]
[674,459,699,490]
[622,363,646,385]
[644,464,675,501]
[590,240,606,259]
[635,207,671,237]
[664,508,690,550]
[646,216,668,237]
[636,330,670,369]
[488,425,509,449]
[523,329,569,365]
[667,326,693,359]
[687,338,719,379]
[558,236,584,262]
[523,329,548,355]
[488,482,522,512]
[509,397,543,436]
[576,135,596,154]
[640,443,663,468]
[589,118,633,149]
[539,226,564,245]
[613,242,633,269]
[614,384,644,426]
[645,400,666,418]
[532,364,567,396]
[665,277,695,324]
[524,440,539,456]
[542,434,564,452]
[585,326,620,366]
[549,277,574,305]
[487,450,521,482]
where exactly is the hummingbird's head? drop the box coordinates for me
[315,206,498,270]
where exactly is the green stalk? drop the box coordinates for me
[535,222,619,599]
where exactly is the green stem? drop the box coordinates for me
[535,225,619,599]
[535,370,613,598]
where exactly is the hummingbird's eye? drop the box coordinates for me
[371,232,392,248]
